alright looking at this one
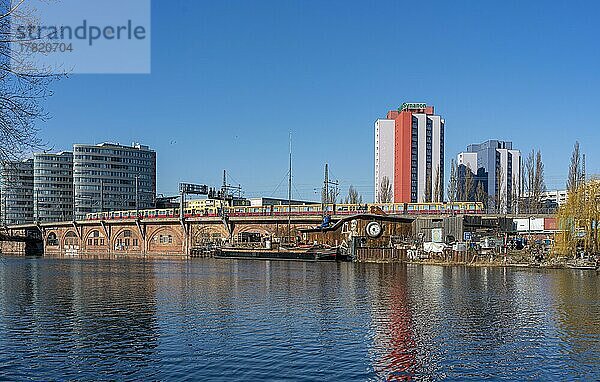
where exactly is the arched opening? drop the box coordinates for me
[149,228,182,253]
[86,230,106,248]
[64,231,79,249]
[47,232,59,246]
[113,229,140,251]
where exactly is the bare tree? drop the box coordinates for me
[511,177,519,214]
[532,150,546,212]
[322,186,338,205]
[523,149,546,213]
[378,176,392,203]
[433,166,439,202]
[425,170,432,202]
[567,141,584,193]
[495,166,505,213]
[476,181,487,210]
[447,159,457,203]
[524,150,535,213]
[344,185,362,204]
[464,164,474,202]
[435,164,443,202]
[0,1,62,162]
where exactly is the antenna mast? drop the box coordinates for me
[288,132,292,243]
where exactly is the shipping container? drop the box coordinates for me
[530,218,545,231]
[544,217,557,231]
[514,218,529,232]
[514,218,545,232]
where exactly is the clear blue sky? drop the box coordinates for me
[39,0,600,201]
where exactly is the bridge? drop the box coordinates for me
[1,214,335,257]
[1,212,548,258]
[0,231,44,256]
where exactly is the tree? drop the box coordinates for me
[523,149,546,213]
[533,150,546,210]
[433,164,443,202]
[378,176,392,203]
[433,166,439,202]
[524,150,535,213]
[556,178,600,257]
[567,141,584,193]
[0,1,62,162]
[495,166,505,213]
[322,186,338,204]
[447,159,457,203]
[425,170,432,202]
[345,185,362,204]
[476,182,487,210]
[464,164,475,202]
[511,177,520,214]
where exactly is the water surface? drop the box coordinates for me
[0,256,598,381]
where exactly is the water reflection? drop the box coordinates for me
[0,257,159,380]
[0,256,598,381]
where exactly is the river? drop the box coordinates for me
[0,256,598,381]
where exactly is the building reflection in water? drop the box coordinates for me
[0,256,159,380]
[0,257,597,380]
[362,263,417,380]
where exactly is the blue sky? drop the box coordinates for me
[39,0,600,201]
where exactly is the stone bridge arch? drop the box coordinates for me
[44,231,61,254]
[111,227,142,254]
[84,228,108,253]
[62,230,79,252]
[190,224,229,246]
[148,226,184,255]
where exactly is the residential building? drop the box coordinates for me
[541,190,568,206]
[73,143,156,220]
[187,198,226,210]
[374,102,445,203]
[33,152,74,222]
[457,140,521,213]
[0,159,34,225]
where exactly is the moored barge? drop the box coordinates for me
[216,245,347,262]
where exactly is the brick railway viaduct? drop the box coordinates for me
[0,215,333,256]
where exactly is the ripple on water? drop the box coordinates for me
[0,257,598,381]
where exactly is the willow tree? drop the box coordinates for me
[555,179,600,257]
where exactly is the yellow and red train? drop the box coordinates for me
[85,201,484,220]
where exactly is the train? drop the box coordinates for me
[84,201,484,221]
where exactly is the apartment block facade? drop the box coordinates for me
[375,103,445,203]
[457,140,521,213]
[0,160,34,225]
[33,152,74,222]
[73,143,156,220]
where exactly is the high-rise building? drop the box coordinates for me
[73,143,156,220]
[375,102,445,203]
[457,140,521,213]
[0,159,34,225]
[33,152,74,222]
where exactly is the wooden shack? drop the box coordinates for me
[300,214,414,262]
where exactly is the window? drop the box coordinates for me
[64,231,78,246]
[47,232,59,246]
[159,234,173,244]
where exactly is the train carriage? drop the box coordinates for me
[84,200,484,221]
